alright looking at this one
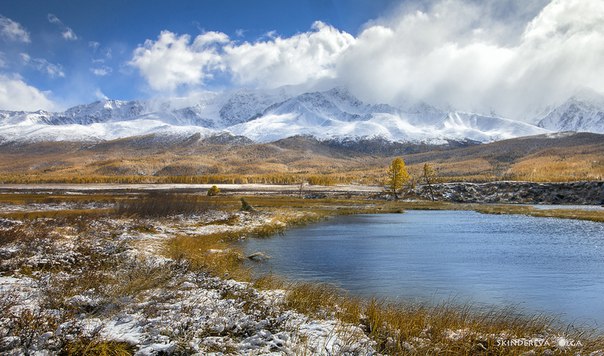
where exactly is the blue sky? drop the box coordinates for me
[1,0,603,121]
[0,0,397,107]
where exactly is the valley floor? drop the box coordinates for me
[0,190,603,355]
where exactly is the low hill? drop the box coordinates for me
[0,132,602,184]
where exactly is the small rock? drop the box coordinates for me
[247,252,270,262]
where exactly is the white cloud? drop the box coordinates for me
[129,30,226,91]
[20,53,65,78]
[0,15,30,43]
[90,65,112,76]
[224,21,354,88]
[47,13,78,41]
[94,88,108,100]
[0,74,56,111]
[47,14,61,25]
[129,0,604,120]
[62,28,77,41]
[130,22,354,92]
[337,0,604,119]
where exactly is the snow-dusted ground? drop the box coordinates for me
[0,205,377,355]
[0,201,110,212]
[2,198,600,355]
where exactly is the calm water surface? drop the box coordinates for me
[241,211,604,327]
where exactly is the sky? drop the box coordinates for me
[1,0,603,121]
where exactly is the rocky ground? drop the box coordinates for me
[413,181,604,205]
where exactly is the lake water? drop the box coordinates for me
[241,211,604,328]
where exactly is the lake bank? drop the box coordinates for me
[241,212,604,328]
[413,181,604,205]
[1,192,603,354]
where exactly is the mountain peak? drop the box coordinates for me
[3,86,603,144]
[538,94,604,133]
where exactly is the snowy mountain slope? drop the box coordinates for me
[58,100,146,124]
[218,89,291,126]
[0,119,213,143]
[538,96,604,133]
[228,89,547,143]
[229,112,441,143]
[439,112,549,142]
[0,88,290,142]
[2,86,593,145]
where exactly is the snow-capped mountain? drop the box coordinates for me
[3,86,599,145]
[228,88,548,143]
[538,96,604,134]
[437,112,550,142]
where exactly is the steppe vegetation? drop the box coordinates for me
[0,132,603,184]
[1,191,603,354]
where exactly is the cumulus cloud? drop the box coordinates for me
[224,21,354,88]
[129,31,227,91]
[0,15,30,43]
[0,74,56,111]
[130,0,604,120]
[338,0,604,119]
[130,22,353,92]
[20,53,65,78]
[47,14,78,41]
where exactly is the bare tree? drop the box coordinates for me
[421,163,437,201]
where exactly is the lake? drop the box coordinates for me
[241,210,604,328]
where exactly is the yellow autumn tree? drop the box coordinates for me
[385,157,411,199]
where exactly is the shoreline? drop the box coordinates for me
[0,192,603,354]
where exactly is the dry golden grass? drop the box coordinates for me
[284,282,604,355]
[252,274,287,290]
[61,338,134,356]
[163,232,249,280]
[0,132,602,184]
[509,155,604,182]
[408,158,494,179]
[0,208,113,220]
[0,193,120,204]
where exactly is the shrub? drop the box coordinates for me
[116,193,211,217]
[207,185,220,196]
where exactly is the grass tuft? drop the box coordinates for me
[61,338,135,356]
[163,233,249,280]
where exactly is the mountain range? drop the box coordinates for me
[0,87,603,144]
